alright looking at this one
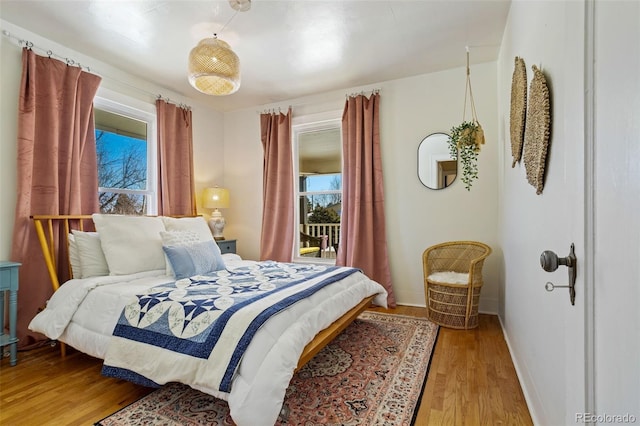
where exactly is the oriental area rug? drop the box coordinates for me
[95,311,439,426]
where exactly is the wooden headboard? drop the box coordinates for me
[31,214,202,292]
[31,215,94,292]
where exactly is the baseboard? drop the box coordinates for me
[498,315,541,426]
[479,296,499,315]
[397,301,424,308]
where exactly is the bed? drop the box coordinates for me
[28,214,387,426]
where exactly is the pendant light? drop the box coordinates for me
[187,0,250,96]
[188,34,240,96]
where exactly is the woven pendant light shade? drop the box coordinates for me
[188,36,240,96]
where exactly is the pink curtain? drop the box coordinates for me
[10,48,102,347]
[338,93,396,307]
[156,99,196,216]
[260,108,294,262]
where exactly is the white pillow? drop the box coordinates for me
[161,216,214,242]
[92,214,166,275]
[160,230,201,276]
[71,230,109,278]
[67,233,81,278]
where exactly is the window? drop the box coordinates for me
[94,96,157,215]
[293,114,342,262]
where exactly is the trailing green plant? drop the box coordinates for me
[448,121,482,190]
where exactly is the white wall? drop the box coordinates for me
[0,20,225,262]
[0,25,20,261]
[224,62,500,310]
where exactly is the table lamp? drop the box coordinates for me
[203,187,230,240]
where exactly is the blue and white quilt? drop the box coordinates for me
[101,261,360,393]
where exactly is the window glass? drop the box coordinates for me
[94,97,157,215]
[295,122,342,262]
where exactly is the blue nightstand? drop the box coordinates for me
[217,239,237,255]
[0,261,20,366]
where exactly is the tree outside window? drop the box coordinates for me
[295,120,342,260]
[93,97,157,215]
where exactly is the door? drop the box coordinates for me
[592,1,640,420]
[499,2,588,424]
[538,2,589,420]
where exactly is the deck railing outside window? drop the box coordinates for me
[300,223,340,258]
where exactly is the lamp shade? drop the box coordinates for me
[203,187,230,209]
[188,36,240,96]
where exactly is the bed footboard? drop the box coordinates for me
[296,295,374,371]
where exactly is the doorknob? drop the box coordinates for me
[540,243,577,305]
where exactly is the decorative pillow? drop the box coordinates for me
[67,233,81,278]
[160,230,200,246]
[160,230,201,276]
[161,216,214,242]
[92,214,166,275]
[163,240,226,280]
[71,230,109,278]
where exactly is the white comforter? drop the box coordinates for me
[29,256,387,426]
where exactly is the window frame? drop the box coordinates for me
[93,93,158,215]
[292,110,342,264]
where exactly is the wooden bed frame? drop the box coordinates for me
[30,214,374,368]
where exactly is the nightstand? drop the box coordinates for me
[0,261,21,366]
[217,239,237,255]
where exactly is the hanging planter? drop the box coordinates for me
[448,121,483,190]
[448,47,485,191]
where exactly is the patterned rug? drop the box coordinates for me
[95,311,439,426]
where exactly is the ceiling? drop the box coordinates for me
[0,0,511,112]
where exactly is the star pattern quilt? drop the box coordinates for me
[102,261,360,393]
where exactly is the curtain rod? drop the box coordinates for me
[257,88,381,114]
[345,89,381,98]
[259,106,290,115]
[1,29,191,110]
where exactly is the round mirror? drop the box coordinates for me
[417,132,457,189]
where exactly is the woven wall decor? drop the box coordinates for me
[510,57,527,167]
[523,65,551,195]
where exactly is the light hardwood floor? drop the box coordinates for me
[0,307,532,425]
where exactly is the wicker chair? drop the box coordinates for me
[299,232,327,258]
[422,241,492,329]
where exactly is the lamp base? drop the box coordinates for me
[208,210,226,241]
